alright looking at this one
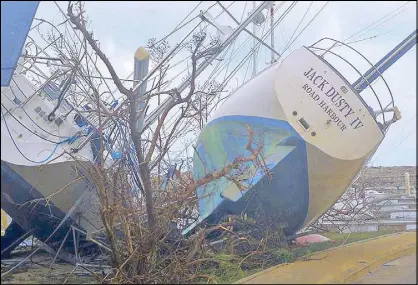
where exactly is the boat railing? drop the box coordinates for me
[307,38,397,131]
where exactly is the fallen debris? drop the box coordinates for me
[295,234,335,246]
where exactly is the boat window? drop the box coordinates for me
[299,117,310,130]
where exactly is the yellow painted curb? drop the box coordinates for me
[339,246,416,284]
[235,232,416,284]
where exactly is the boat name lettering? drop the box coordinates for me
[302,67,364,131]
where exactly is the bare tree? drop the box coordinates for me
[56,2,279,283]
[0,2,299,283]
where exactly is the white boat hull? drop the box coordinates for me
[185,47,384,235]
[1,74,103,255]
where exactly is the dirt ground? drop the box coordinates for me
[1,251,98,284]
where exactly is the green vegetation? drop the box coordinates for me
[197,249,296,284]
[274,248,294,263]
[198,254,251,284]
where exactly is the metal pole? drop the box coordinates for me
[74,26,199,152]
[75,1,272,151]
[353,30,417,91]
[216,1,280,58]
[133,46,150,132]
[252,1,257,77]
[270,3,275,63]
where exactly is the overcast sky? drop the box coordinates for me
[34,1,416,166]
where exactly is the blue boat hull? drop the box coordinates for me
[185,115,310,235]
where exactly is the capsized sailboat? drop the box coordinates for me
[185,30,415,236]
[0,1,415,261]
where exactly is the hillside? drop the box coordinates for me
[359,165,416,189]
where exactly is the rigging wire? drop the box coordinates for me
[370,128,415,165]
[103,0,243,120]
[345,32,392,46]
[280,1,314,54]
[162,1,293,125]
[8,80,67,139]
[280,1,330,56]
[243,54,252,83]
[155,6,272,102]
[1,103,63,144]
[342,1,412,43]
[240,1,248,22]
[160,2,294,162]
[369,115,416,165]
[198,0,278,89]
[111,1,236,88]
[201,6,280,89]
[150,1,211,47]
[162,2,237,72]
[1,107,80,164]
[217,2,299,90]
[350,5,412,42]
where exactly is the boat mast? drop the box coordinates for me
[74,1,273,152]
[270,2,275,63]
[143,1,273,132]
[133,47,150,132]
[252,1,258,77]
[353,29,417,92]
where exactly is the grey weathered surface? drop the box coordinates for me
[354,254,417,284]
